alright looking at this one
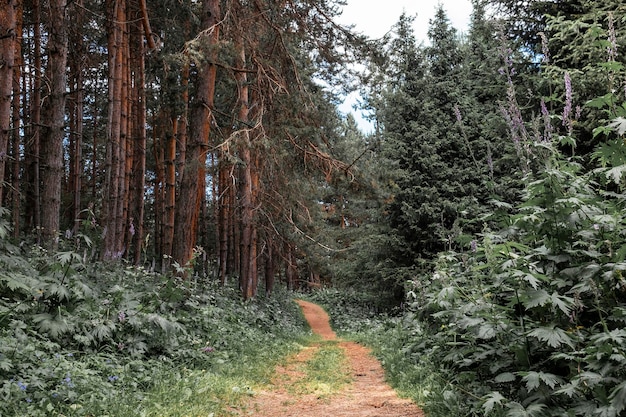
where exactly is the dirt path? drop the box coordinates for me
[246,299,425,417]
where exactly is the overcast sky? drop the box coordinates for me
[337,0,473,42]
[336,0,474,131]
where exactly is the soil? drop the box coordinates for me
[246,299,425,417]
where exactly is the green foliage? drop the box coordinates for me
[0,238,309,416]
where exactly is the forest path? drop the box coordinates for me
[245,299,425,417]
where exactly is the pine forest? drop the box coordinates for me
[1,0,626,416]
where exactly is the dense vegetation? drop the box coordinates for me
[2,0,626,415]
[0,228,310,416]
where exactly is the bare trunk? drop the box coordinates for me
[10,0,22,236]
[172,0,220,269]
[40,0,68,248]
[0,0,17,204]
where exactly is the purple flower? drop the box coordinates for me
[108,375,119,382]
[563,72,573,134]
[608,12,617,62]
[202,346,215,353]
[470,240,478,252]
[453,105,462,124]
[17,381,27,391]
[118,311,126,323]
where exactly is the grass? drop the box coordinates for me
[291,341,352,399]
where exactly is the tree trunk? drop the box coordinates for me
[128,10,146,265]
[68,3,85,236]
[235,41,256,299]
[102,0,128,260]
[25,0,42,240]
[10,0,22,236]
[0,0,17,205]
[40,0,68,248]
[172,0,220,269]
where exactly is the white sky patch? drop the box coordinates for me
[336,0,474,132]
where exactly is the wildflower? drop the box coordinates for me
[63,373,75,388]
[108,375,119,382]
[470,240,478,252]
[26,397,32,403]
[118,311,126,323]
[17,381,27,391]
[453,104,462,124]
[540,99,553,142]
[563,72,573,134]
[593,224,600,230]
[607,12,617,62]
[202,346,215,353]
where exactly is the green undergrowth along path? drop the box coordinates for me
[0,244,312,417]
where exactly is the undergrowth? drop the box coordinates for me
[0,232,309,416]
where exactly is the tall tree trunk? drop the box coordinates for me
[40,0,69,248]
[129,14,146,265]
[172,0,220,269]
[102,0,127,259]
[10,0,22,236]
[235,42,256,299]
[0,0,17,205]
[162,117,177,266]
[25,0,42,240]
[68,2,85,236]
[264,238,276,297]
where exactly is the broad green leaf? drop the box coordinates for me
[608,117,626,136]
[522,289,550,309]
[550,292,574,315]
[483,391,506,414]
[605,165,626,185]
[521,371,562,391]
[495,372,516,383]
[609,380,626,414]
[555,379,581,398]
[506,401,547,417]
[528,325,575,348]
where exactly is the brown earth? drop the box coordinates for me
[245,299,425,417]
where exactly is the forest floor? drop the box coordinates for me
[244,299,425,417]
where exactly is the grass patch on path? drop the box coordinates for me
[290,341,352,399]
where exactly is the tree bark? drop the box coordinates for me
[10,0,22,236]
[40,0,69,248]
[172,0,220,269]
[128,11,146,265]
[102,0,128,259]
[0,0,17,205]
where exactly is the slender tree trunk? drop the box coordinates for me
[0,0,17,205]
[68,4,85,236]
[152,112,165,268]
[25,0,42,240]
[40,0,69,248]
[235,42,256,299]
[264,239,276,297]
[162,117,177,264]
[172,0,220,269]
[10,0,22,236]
[103,0,127,259]
[129,17,146,265]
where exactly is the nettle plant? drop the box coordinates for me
[408,26,626,417]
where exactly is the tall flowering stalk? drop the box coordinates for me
[563,71,573,135]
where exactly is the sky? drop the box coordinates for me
[336,0,474,132]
